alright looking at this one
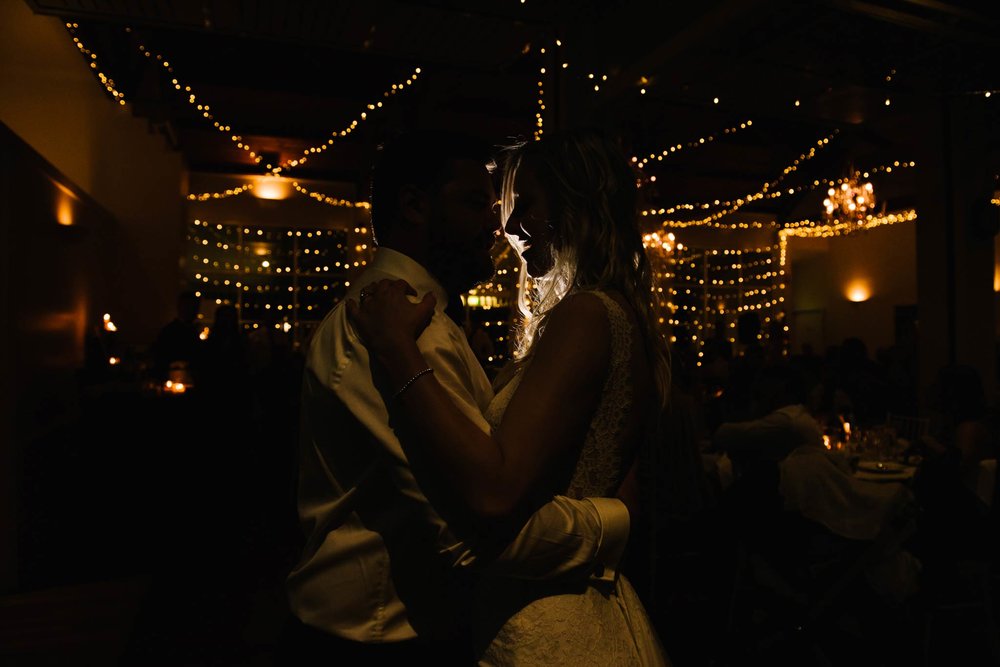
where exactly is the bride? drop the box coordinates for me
[349,129,671,665]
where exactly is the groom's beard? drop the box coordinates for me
[426,231,497,298]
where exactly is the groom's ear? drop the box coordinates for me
[398,184,429,229]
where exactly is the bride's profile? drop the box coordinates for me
[350,129,671,665]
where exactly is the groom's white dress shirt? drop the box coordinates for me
[287,247,630,642]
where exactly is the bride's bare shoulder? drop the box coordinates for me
[548,291,612,329]
[536,292,612,361]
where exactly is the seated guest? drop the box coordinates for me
[150,290,203,383]
[921,364,996,497]
[913,364,996,567]
[712,364,823,468]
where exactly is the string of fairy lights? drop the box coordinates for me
[650,130,840,228]
[639,205,921,365]
[291,182,372,209]
[277,67,422,174]
[64,23,423,204]
[68,19,988,362]
[633,120,754,170]
[186,184,255,201]
[65,23,126,106]
[642,160,918,230]
[185,219,374,338]
[642,239,787,363]
[73,22,942,227]
[135,37,421,175]
[779,209,917,240]
[535,42,559,140]
[185,179,372,209]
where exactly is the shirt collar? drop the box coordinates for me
[369,247,450,313]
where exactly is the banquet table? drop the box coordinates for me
[778,444,921,603]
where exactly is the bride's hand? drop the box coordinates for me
[346,279,437,358]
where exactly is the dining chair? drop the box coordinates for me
[722,460,916,664]
[921,456,1000,665]
[885,412,931,443]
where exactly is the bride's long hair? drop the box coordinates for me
[499,129,671,409]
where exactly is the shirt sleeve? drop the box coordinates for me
[434,494,631,582]
[713,410,793,452]
[713,406,823,456]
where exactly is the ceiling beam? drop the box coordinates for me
[601,0,778,100]
[898,0,1000,24]
[826,0,998,45]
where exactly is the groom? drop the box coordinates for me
[284,132,632,663]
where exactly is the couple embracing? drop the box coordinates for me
[285,129,671,665]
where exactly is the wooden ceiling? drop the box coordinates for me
[24,0,1000,224]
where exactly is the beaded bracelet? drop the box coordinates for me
[393,367,434,399]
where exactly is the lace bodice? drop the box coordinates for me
[483,290,634,498]
[477,290,668,666]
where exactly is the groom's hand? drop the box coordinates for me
[346,279,437,355]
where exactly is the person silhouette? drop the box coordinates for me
[284,131,632,664]
[150,290,203,385]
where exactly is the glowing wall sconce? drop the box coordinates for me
[56,197,74,226]
[253,176,291,201]
[845,280,871,303]
[52,180,79,226]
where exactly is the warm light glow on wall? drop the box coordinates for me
[253,176,291,201]
[56,196,74,226]
[846,281,871,302]
[994,263,1000,292]
[52,180,79,226]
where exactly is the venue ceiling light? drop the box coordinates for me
[823,172,876,234]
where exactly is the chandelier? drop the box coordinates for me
[823,174,875,232]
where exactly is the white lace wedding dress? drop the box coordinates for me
[475,290,669,666]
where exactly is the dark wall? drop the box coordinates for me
[1,123,124,592]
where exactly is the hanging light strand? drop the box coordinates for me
[779,209,917,239]
[763,129,839,193]
[278,67,423,173]
[633,120,753,169]
[534,45,549,140]
[649,130,838,227]
[646,159,915,228]
[65,23,126,106]
[135,34,421,174]
[292,182,371,209]
[186,184,255,201]
[137,42,257,163]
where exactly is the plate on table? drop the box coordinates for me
[857,460,908,474]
